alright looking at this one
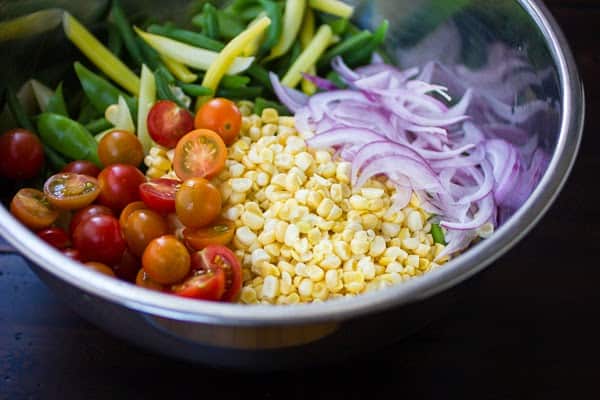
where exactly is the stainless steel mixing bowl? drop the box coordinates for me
[0,0,584,369]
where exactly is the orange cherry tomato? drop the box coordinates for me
[135,269,164,291]
[43,173,100,210]
[183,219,235,250]
[98,130,144,167]
[175,178,222,229]
[85,262,116,277]
[173,129,227,181]
[194,98,241,146]
[142,235,190,284]
[10,188,59,230]
[123,209,169,257]
[119,201,147,230]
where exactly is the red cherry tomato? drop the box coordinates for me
[10,188,59,230]
[62,248,83,262]
[69,205,114,235]
[196,245,242,302]
[147,100,194,148]
[0,129,44,180]
[98,130,144,167]
[173,129,227,181]
[72,215,126,265]
[139,178,180,214]
[43,173,100,210]
[194,98,242,146]
[37,227,70,249]
[113,249,140,282]
[97,164,146,211]
[62,160,101,177]
[172,268,225,301]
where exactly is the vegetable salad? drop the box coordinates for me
[1,0,543,305]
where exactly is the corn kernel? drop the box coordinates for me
[283,224,300,247]
[307,228,322,245]
[240,287,258,304]
[264,243,280,257]
[402,237,420,251]
[274,153,294,170]
[357,257,376,280]
[325,270,343,292]
[277,125,295,139]
[261,275,279,299]
[307,265,325,281]
[251,248,270,266]
[298,279,314,298]
[241,211,265,231]
[294,152,314,171]
[477,222,494,239]
[343,271,365,293]
[259,147,274,164]
[285,172,303,193]
[315,150,332,164]
[386,262,404,274]
[318,162,337,178]
[350,231,370,255]
[349,195,368,210]
[261,108,279,124]
[406,255,420,268]
[261,123,278,137]
[361,188,385,199]
[307,191,324,210]
[235,227,257,247]
[407,210,424,232]
[317,198,335,218]
[321,255,342,270]
[285,136,306,154]
[333,241,351,261]
[369,236,387,257]
[415,243,431,257]
[335,162,351,183]
[286,293,300,304]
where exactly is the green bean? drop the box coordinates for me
[220,75,251,89]
[274,40,302,78]
[177,82,213,97]
[325,70,346,88]
[74,62,137,116]
[44,146,68,170]
[37,113,101,166]
[155,67,186,108]
[147,24,224,52]
[345,20,389,67]
[6,86,35,131]
[246,64,272,89]
[107,22,123,57]
[216,86,263,99]
[228,0,259,13]
[192,11,245,40]
[258,0,283,54]
[202,3,220,40]
[85,118,113,135]
[77,98,101,125]
[327,18,349,35]
[431,223,446,245]
[318,30,372,69]
[46,83,69,117]
[240,5,263,21]
[111,0,144,66]
[253,97,290,116]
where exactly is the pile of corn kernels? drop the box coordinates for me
[145,104,449,305]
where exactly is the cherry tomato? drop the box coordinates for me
[183,219,235,250]
[62,160,101,177]
[173,129,227,181]
[197,245,242,302]
[113,249,140,282]
[147,100,194,148]
[139,178,180,214]
[70,205,114,235]
[142,235,190,284]
[37,227,70,249]
[43,173,100,210]
[0,129,44,180]
[119,201,147,230]
[85,262,116,277]
[172,268,225,301]
[98,130,144,167]
[123,209,169,257]
[175,178,222,229]
[135,269,164,292]
[97,164,146,211]
[194,98,241,146]
[10,188,58,230]
[63,248,83,262]
[72,215,126,265]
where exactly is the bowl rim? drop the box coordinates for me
[0,0,585,326]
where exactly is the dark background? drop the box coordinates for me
[1,1,598,398]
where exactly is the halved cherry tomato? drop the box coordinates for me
[119,201,147,230]
[175,178,222,229]
[62,160,101,177]
[0,129,44,180]
[43,173,100,210]
[142,235,190,284]
[172,268,225,301]
[72,215,126,265]
[194,98,242,146]
[123,209,169,257]
[70,205,114,235]
[183,219,235,250]
[37,227,70,249]
[10,188,58,230]
[113,249,140,282]
[139,178,180,214]
[173,129,227,181]
[197,245,242,302]
[85,262,116,277]
[98,130,144,167]
[97,164,146,211]
[135,269,164,292]
[147,100,194,148]
[62,248,83,262]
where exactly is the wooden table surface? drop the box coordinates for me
[1,2,598,399]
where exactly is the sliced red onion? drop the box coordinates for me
[485,139,521,205]
[332,56,359,82]
[269,72,308,112]
[302,73,339,91]
[441,194,495,231]
[306,127,384,150]
[308,90,370,121]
